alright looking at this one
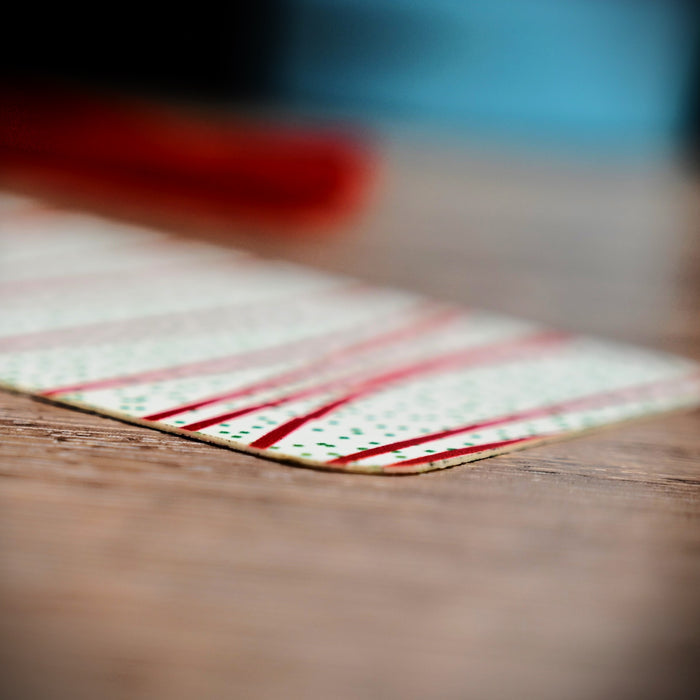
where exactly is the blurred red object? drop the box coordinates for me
[0,83,376,229]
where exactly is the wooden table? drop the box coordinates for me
[1,145,699,700]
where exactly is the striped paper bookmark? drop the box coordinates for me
[1,193,699,474]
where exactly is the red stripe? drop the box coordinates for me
[2,245,261,304]
[144,367,325,422]
[39,285,374,396]
[182,393,355,433]
[180,351,425,431]
[247,330,569,449]
[1,260,164,299]
[41,324,344,396]
[382,436,542,469]
[2,299,230,353]
[246,394,361,447]
[181,330,564,435]
[322,306,461,362]
[180,398,287,432]
[328,371,700,465]
[142,306,459,421]
[0,237,195,296]
[3,277,346,354]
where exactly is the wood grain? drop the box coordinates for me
[1,145,699,700]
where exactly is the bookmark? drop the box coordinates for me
[2,194,698,474]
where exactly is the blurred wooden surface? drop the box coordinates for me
[1,145,699,700]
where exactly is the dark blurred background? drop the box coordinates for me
[2,1,699,159]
